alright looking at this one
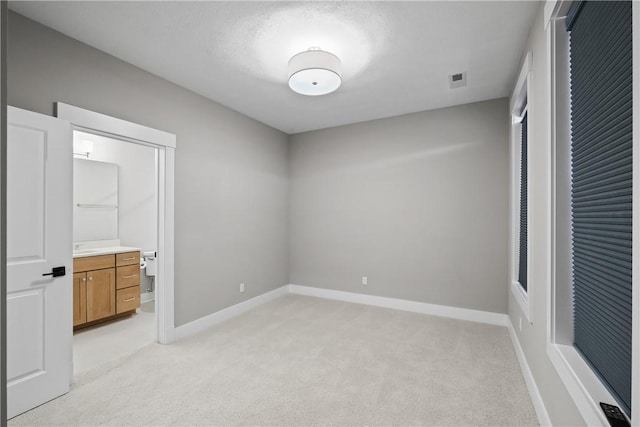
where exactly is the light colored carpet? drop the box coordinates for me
[11,294,539,426]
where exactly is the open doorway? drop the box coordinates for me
[5,104,175,418]
[71,130,159,375]
[56,102,176,363]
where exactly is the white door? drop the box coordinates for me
[6,106,72,418]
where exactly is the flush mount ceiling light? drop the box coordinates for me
[288,48,342,96]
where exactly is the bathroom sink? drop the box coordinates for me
[73,249,101,254]
[73,246,141,257]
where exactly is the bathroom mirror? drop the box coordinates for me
[73,158,119,242]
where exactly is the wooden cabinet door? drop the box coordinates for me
[73,272,87,326]
[86,268,115,322]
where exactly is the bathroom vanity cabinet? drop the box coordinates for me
[73,249,141,329]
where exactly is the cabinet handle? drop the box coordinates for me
[121,257,136,261]
[82,278,86,282]
[121,274,136,279]
[88,277,93,281]
[122,297,136,302]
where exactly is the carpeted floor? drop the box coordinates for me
[11,294,539,426]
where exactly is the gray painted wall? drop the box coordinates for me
[6,11,289,327]
[507,6,584,425]
[289,99,510,314]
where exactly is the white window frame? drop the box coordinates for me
[510,51,533,323]
[546,1,639,424]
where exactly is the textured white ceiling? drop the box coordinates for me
[10,1,540,134]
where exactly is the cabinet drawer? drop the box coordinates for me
[116,264,140,289]
[116,286,140,314]
[116,251,140,267]
[73,254,115,272]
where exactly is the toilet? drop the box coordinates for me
[143,251,156,277]
[140,251,157,303]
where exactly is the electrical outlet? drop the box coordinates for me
[362,276,368,286]
[519,316,522,332]
[240,283,245,293]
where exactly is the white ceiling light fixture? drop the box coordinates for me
[288,48,342,96]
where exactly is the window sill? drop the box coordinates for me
[547,342,627,426]
[511,280,532,322]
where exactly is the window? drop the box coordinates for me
[567,0,633,415]
[549,0,634,422]
[510,53,531,321]
[518,111,528,292]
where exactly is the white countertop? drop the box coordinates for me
[73,246,141,258]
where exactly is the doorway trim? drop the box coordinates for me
[55,102,176,344]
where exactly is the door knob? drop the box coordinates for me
[42,266,66,277]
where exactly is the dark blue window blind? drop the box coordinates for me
[518,112,528,291]
[567,0,633,414]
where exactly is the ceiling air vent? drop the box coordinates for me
[449,72,467,89]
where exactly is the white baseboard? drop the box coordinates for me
[507,319,551,426]
[173,285,289,341]
[288,284,509,327]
